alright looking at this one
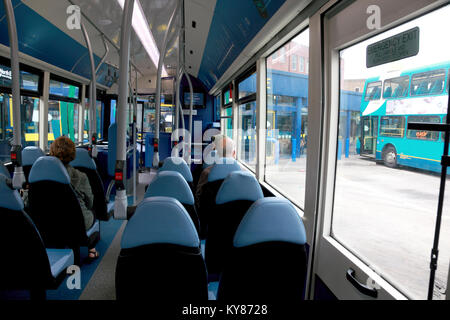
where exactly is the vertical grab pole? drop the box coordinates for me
[78,85,86,144]
[115,0,135,220]
[184,68,194,164]
[80,22,97,158]
[132,67,138,206]
[3,0,25,189]
[153,0,180,168]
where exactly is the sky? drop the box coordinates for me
[341,4,450,80]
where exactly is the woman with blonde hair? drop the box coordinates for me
[49,136,99,261]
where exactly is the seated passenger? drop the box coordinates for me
[49,136,99,261]
[195,134,236,205]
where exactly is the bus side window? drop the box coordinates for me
[411,69,445,96]
[407,115,440,140]
[364,81,382,101]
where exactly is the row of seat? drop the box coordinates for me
[0,171,74,299]
[115,156,308,300]
[0,147,110,299]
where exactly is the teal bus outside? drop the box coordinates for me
[360,61,450,173]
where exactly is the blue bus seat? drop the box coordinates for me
[116,197,208,300]
[28,156,100,265]
[205,171,263,276]
[197,158,241,239]
[217,197,307,301]
[383,87,392,98]
[158,157,194,187]
[429,79,443,94]
[70,148,110,221]
[22,146,45,182]
[144,171,199,232]
[415,81,429,95]
[0,161,10,177]
[0,174,74,299]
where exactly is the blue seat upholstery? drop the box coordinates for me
[215,171,263,205]
[29,156,70,184]
[22,146,45,183]
[70,148,109,221]
[28,156,99,264]
[22,146,45,167]
[0,175,73,299]
[121,197,199,249]
[383,87,392,98]
[207,158,241,182]
[145,171,194,205]
[46,249,75,278]
[70,148,96,170]
[145,171,199,231]
[197,158,241,238]
[205,171,264,276]
[233,198,306,247]
[159,157,193,183]
[116,197,208,300]
[217,197,308,301]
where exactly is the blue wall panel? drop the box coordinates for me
[198,0,286,89]
[0,1,117,87]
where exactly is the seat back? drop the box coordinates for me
[22,146,45,182]
[158,156,193,183]
[197,158,241,238]
[116,197,208,300]
[28,156,86,249]
[205,171,263,275]
[217,198,307,301]
[0,175,53,290]
[70,148,109,221]
[144,171,199,232]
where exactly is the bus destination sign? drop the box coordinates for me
[366,27,419,68]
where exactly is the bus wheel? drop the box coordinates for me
[383,146,397,168]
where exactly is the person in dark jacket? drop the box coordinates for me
[50,136,99,261]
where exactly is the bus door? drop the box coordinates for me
[361,116,378,156]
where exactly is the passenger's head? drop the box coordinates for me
[213,134,236,159]
[49,136,76,165]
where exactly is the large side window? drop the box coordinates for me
[379,116,405,138]
[237,71,257,171]
[364,81,382,101]
[265,27,309,209]
[48,76,81,145]
[411,69,445,96]
[407,115,440,140]
[383,76,409,98]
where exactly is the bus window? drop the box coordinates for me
[411,69,445,96]
[407,115,440,140]
[364,81,382,101]
[383,76,409,98]
[265,27,309,209]
[379,116,405,138]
